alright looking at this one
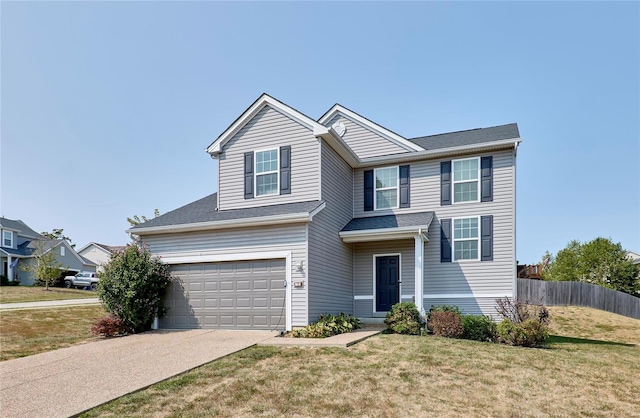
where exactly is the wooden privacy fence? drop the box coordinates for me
[517,279,640,320]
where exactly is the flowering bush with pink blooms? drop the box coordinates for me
[96,243,172,333]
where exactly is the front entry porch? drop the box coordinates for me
[339,212,433,319]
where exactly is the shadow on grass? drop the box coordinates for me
[548,335,635,347]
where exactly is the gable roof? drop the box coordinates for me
[128,193,326,235]
[206,93,330,156]
[408,123,520,150]
[318,104,424,152]
[77,242,126,255]
[34,239,97,267]
[0,217,42,239]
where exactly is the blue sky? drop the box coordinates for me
[1,2,638,263]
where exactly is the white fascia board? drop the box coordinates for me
[318,105,424,153]
[339,227,428,243]
[206,94,328,156]
[357,138,522,168]
[128,212,313,236]
[317,129,359,167]
[308,202,326,220]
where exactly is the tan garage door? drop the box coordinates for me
[160,259,286,330]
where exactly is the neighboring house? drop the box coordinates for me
[626,251,640,265]
[77,242,126,272]
[1,217,42,283]
[129,94,521,331]
[0,217,96,285]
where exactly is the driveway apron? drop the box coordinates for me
[0,329,277,418]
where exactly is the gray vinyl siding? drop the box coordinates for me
[325,114,409,159]
[140,223,309,326]
[307,140,354,322]
[423,297,502,319]
[218,105,320,210]
[54,245,96,273]
[353,239,416,316]
[352,149,516,317]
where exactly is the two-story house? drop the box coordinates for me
[129,94,521,331]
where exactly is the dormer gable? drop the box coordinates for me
[318,104,423,159]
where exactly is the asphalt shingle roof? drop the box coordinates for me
[0,217,42,239]
[408,123,520,150]
[130,193,325,230]
[341,212,435,232]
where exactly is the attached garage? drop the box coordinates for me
[160,258,287,330]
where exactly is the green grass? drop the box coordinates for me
[0,286,96,303]
[0,305,106,360]
[81,306,640,418]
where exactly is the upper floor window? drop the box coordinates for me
[453,217,479,260]
[375,166,399,210]
[453,157,480,203]
[255,149,279,196]
[3,231,13,247]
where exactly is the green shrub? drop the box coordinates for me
[98,244,172,333]
[0,275,20,286]
[427,310,464,338]
[292,313,362,338]
[497,318,549,347]
[461,314,497,342]
[384,302,425,335]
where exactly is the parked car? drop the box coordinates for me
[64,272,99,291]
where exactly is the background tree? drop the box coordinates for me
[40,228,75,248]
[127,209,160,227]
[97,243,172,332]
[542,237,639,296]
[20,240,66,290]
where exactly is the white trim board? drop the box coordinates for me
[423,293,513,299]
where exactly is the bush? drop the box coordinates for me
[91,314,133,337]
[427,311,464,338]
[98,244,172,333]
[0,275,20,286]
[497,318,549,348]
[384,302,425,335]
[461,314,497,342]
[292,313,362,338]
[427,305,462,323]
[495,297,549,325]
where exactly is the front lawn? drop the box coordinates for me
[82,307,640,417]
[0,305,106,361]
[0,286,96,304]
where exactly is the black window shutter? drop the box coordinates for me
[440,218,452,262]
[481,156,493,202]
[280,146,291,195]
[244,152,254,199]
[441,161,451,206]
[364,170,374,211]
[481,215,493,261]
[399,165,410,208]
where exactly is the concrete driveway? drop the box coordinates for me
[0,329,277,418]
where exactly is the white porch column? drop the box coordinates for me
[7,255,13,282]
[414,234,424,314]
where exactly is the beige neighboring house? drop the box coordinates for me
[627,251,640,265]
[77,243,126,272]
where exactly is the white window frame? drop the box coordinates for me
[372,253,402,313]
[452,216,480,261]
[373,166,399,210]
[61,246,65,256]
[254,148,280,197]
[2,231,13,248]
[452,157,480,204]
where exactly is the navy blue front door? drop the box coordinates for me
[376,256,400,312]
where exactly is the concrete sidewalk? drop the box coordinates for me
[0,298,100,310]
[0,329,277,418]
[258,325,385,348]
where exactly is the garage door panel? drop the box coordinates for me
[162,259,286,330]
